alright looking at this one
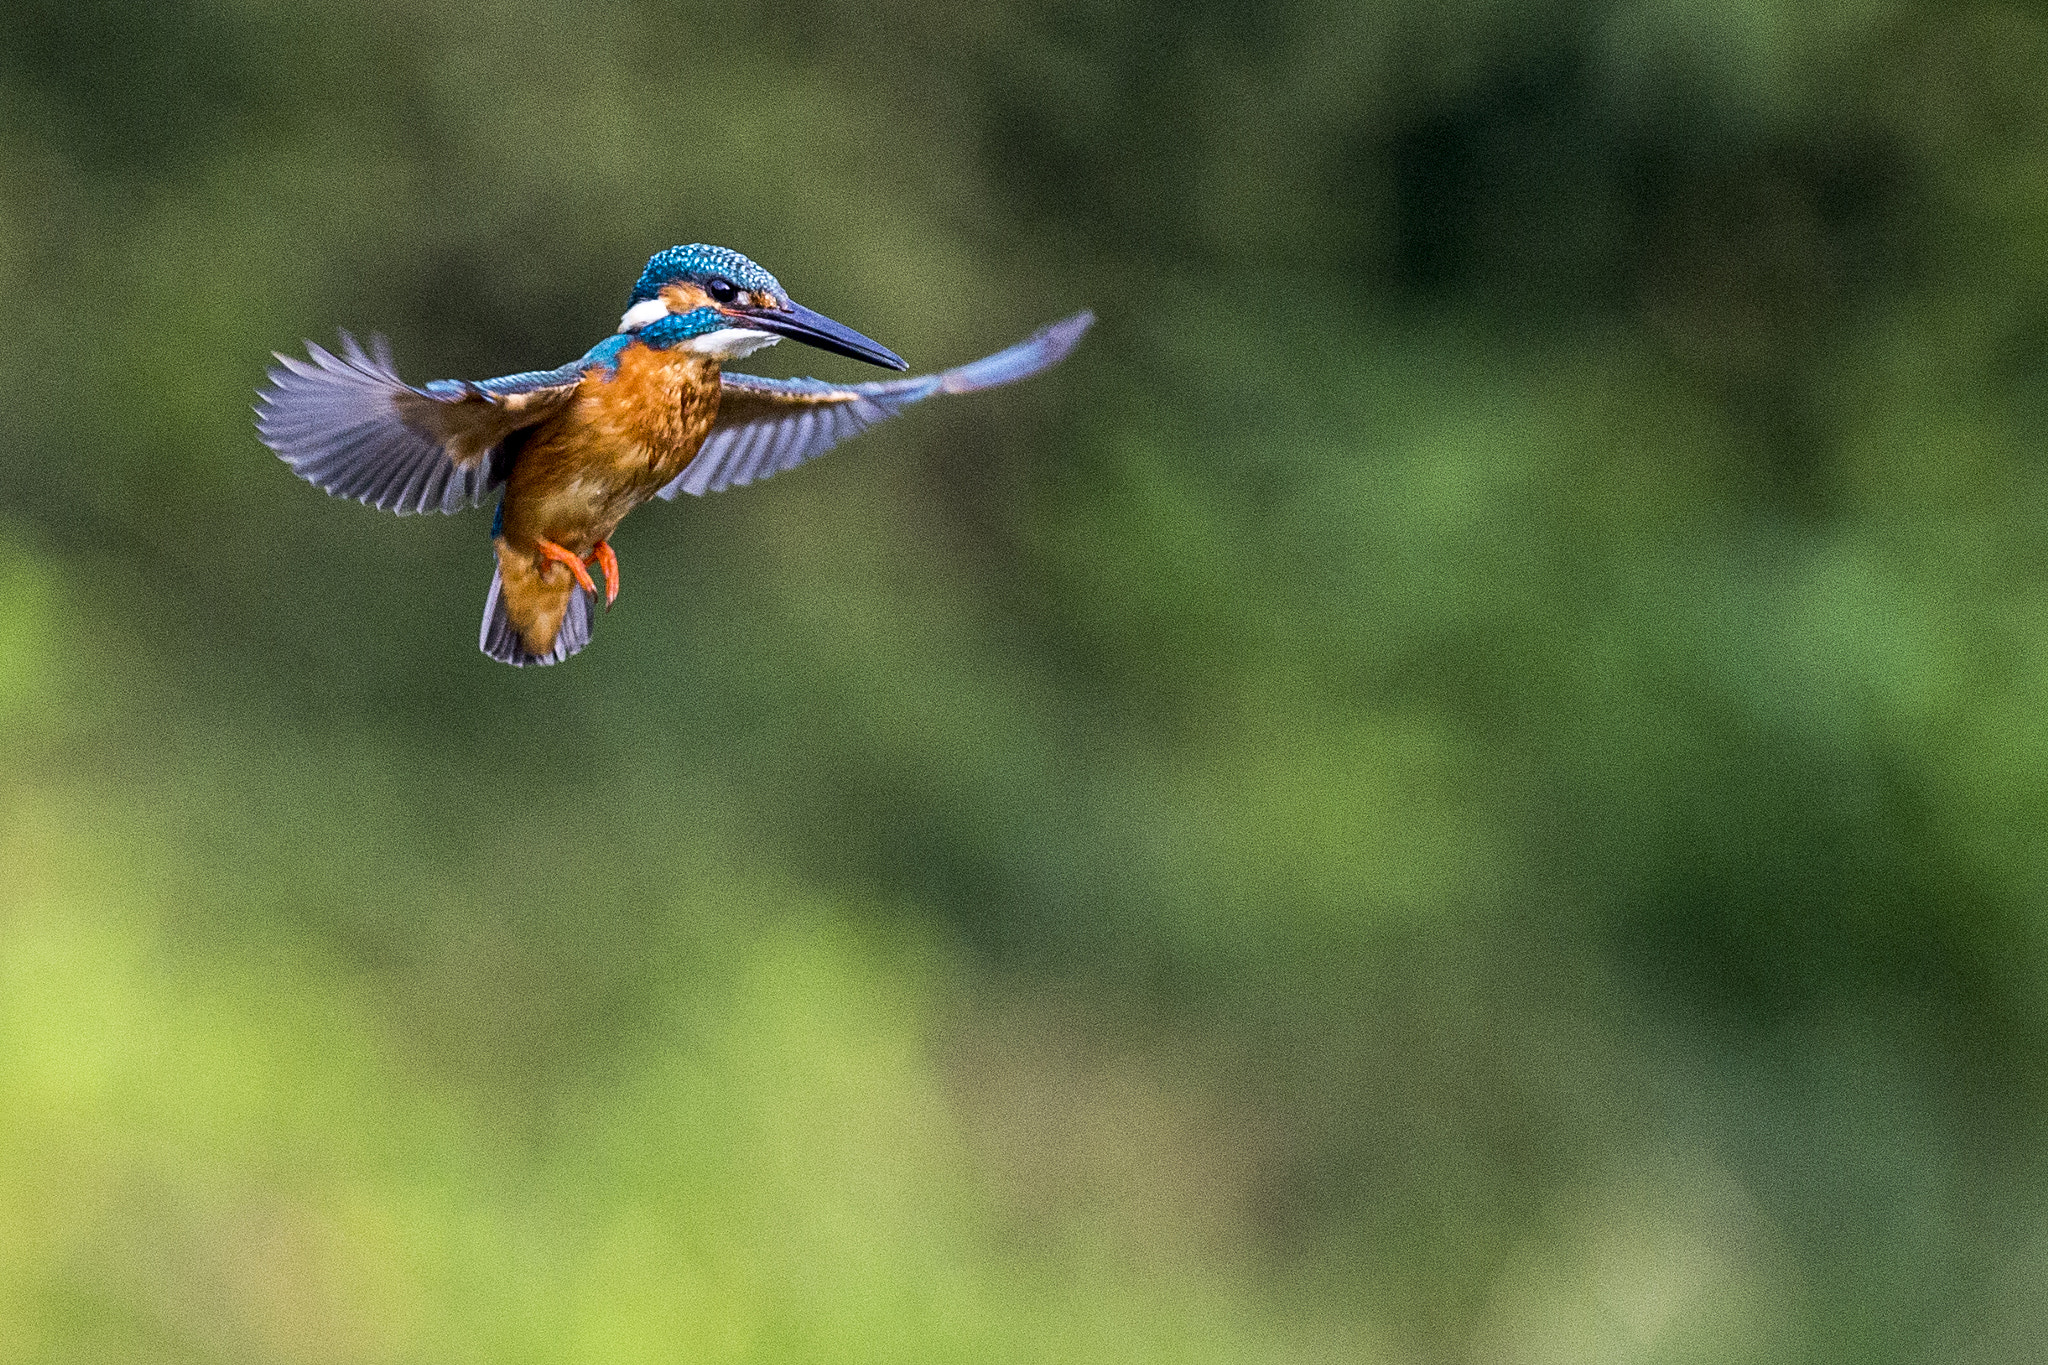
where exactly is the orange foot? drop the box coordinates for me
[584,540,620,609]
[535,538,599,597]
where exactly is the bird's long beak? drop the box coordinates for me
[731,299,908,371]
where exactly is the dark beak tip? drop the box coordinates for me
[753,299,909,371]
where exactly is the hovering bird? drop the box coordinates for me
[257,244,1092,665]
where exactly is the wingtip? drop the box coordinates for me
[930,308,1096,394]
[1038,309,1095,359]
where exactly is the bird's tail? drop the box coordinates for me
[479,564,592,667]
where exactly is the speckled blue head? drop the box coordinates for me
[628,244,785,306]
[616,243,908,370]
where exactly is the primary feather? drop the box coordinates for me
[256,333,584,515]
[659,310,1095,498]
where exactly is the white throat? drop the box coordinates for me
[615,300,783,361]
[685,327,782,360]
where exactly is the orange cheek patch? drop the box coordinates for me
[661,283,713,313]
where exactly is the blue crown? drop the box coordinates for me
[629,245,785,304]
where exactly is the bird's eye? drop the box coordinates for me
[706,277,739,304]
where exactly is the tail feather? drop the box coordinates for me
[479,567,592,666]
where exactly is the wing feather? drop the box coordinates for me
[256,332,585,516]
[658,310,1093,499]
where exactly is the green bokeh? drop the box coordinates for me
[4,1,2048,1360]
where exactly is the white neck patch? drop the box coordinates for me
[685,327,782,360]
[616,302,782,360]
[617,298,669,333]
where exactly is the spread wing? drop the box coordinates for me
[256,333,586,515]
[658,311,1094,499]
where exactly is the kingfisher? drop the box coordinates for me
[256,244,1092,665]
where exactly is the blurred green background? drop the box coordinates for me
[4,1,2048,1360]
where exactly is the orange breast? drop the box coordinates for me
[498,341,721,555]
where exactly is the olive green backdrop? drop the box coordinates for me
[4,2,2047,1361]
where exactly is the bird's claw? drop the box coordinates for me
[535,538,600,598]
[585,541,620,609]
